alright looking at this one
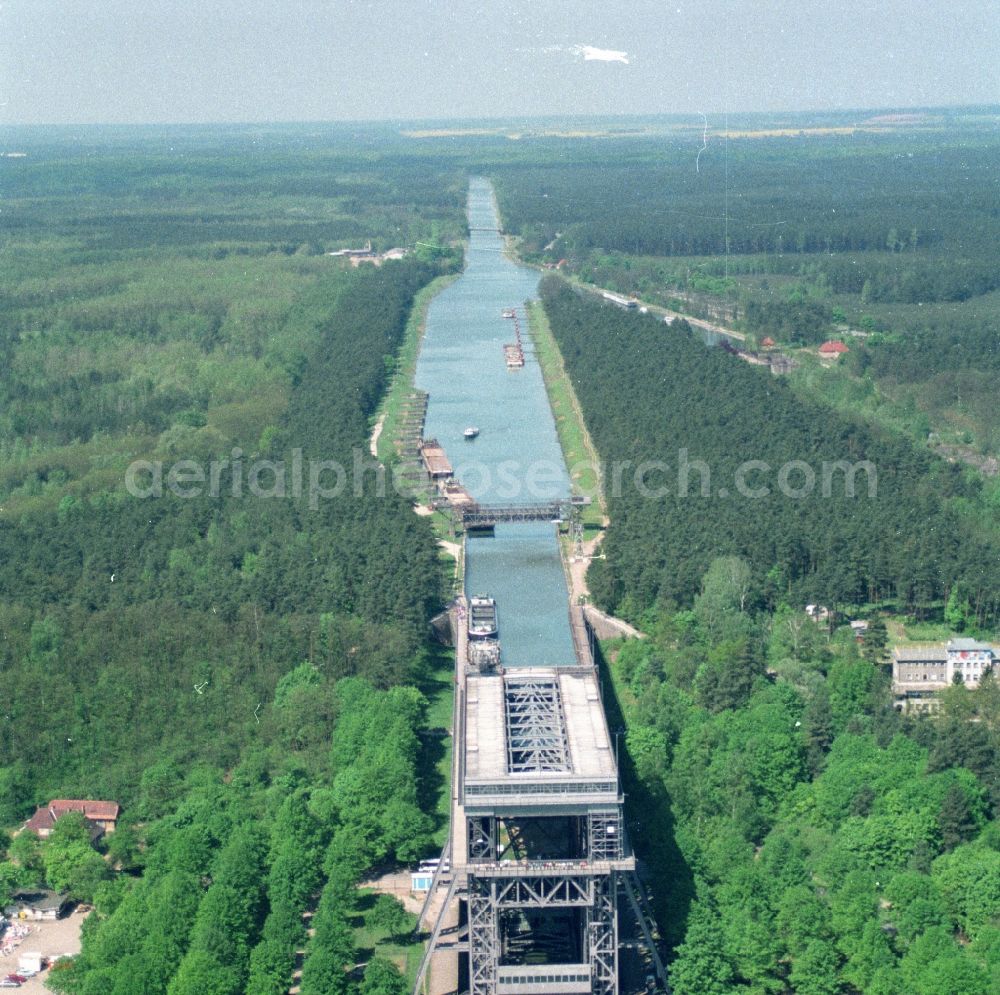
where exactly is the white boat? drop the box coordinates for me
[464,426,480,439]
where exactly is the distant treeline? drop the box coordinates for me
[492,133,1000,457]
[855,318,1000,381]
[494,141,999,265]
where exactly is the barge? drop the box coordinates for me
[468,595,499,640]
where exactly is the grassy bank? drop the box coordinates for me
[526,299,605,529]
[788,352,932,445]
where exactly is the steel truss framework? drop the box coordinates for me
[621,874,668,987]
[588,875,618,995]
[467,814,612,865]
[461,502,566,528]
[466,870,619,995]
[494,873,594,907]
[504,676,571,773]
[588,810,624,861]
[468,815,498,862]
[469,879,501,995]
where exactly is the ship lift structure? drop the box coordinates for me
[412,598,668,995]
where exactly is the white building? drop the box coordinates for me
[946,638,994,685]
[601,291,637,309]
[892,638,996,711]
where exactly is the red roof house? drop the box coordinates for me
[760,336,776,349]
[818,340,849,357]
[24,799,120,839]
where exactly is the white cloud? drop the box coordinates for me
[570,44,629,64]
[519,43,630,65]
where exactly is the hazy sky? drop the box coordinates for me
[3,0,998,124]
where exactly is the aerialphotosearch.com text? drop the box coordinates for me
[125,448,877,508]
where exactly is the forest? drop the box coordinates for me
[17,676,435,995]
[0,130,467,995]
[539,278,1000,627]
[538,281,1000,993]
[0,261,453,800]
[493,129,998,270]
[491,121,1000,458]
[2,117,998,995]
[603,590,1000,995]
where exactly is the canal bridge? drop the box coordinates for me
[460,501,567,530]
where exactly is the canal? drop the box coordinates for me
[414,177,577,667]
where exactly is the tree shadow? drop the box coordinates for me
[351,888,378,932]
[416,644,453,840]
[595,638,695,957]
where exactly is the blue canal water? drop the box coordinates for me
[414,178,577,667]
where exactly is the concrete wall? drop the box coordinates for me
[583,605,644,642]
[430,608,456,646]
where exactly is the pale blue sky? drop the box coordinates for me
[3,0,998,124]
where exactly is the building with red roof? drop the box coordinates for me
[24,799,120,839]
[818,340,850,358]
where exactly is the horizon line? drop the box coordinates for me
[2,101,998,131]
